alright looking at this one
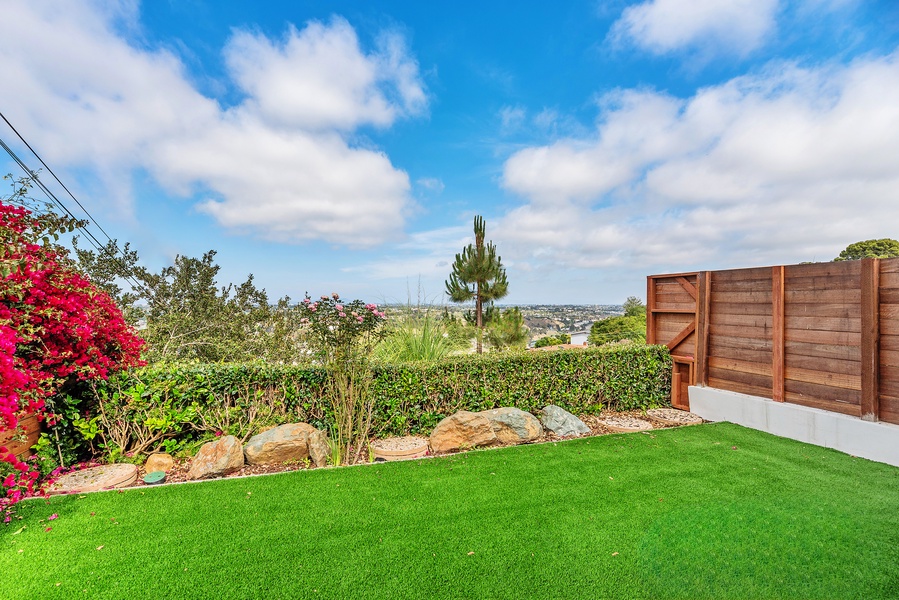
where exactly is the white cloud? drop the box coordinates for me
[0,1,426,246]
[610,0,780,56]
[500,51,899,273]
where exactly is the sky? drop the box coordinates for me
[1,0,899,305]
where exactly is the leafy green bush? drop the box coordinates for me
[87,344,671,457]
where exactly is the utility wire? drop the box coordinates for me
[0,117,151,297]
[0,110,119,246]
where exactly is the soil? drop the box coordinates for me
[118,408,707,489]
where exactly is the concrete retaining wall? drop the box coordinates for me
[689,385,899,468]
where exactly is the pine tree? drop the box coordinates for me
[445,215,508,353]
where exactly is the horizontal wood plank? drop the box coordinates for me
[786,353,860,376]
[880,349,899,367]
[712,267,775,283]
[786,393,862,417]
[879,271,899,288]
[707,344,771,365]
[709,323,772,340]
[707,377,773,399]
[784,261,861,279]
[710,302,772,316]
[709,313,772,327]
[783,274,860,291]
[711,291,773,304]
[784,379,861,406]
[710,334,773,352]
[784,365,861,390]
[879,289,899,304]
[709,366,773,390]
[785,328,860,346]
[784,316,860,333]
[785,341,861,362]
[709,356,772,377]
[784,289,860,303]
[785,303,860,318]
[878,257,899,274]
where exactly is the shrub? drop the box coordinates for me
[86,344,671,456]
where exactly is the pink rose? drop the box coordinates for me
[335,304,344,311]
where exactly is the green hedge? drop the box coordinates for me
[90,344,671,456]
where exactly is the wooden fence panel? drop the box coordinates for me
[650,256,899,424]
[707,267,773,399]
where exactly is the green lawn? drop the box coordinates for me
[3,423,898,599]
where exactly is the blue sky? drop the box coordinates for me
[2,0,899,304]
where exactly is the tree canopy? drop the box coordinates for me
[588,297,647,346]
[445,215,508,353]
[834,239,899,261]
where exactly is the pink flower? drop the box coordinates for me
[335,304,344,311]
[48,513,58,521]
[356,316,364,323]
[302,298,311,304]
[215,430,223,437]
[339,312,347,318]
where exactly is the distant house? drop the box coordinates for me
[570,331,589,346]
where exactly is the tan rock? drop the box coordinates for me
[145,453,174,473]
[478,407,543,444]
[243,423,318,465]
[307,429,330,468]
[429,411,497,453]
[187,436,244,480]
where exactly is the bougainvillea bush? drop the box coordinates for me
[0,195,144,513]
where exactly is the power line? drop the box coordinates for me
[0,115,151,297]
[0,111,118,246]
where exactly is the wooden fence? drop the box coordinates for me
[0,413,42,460]
[648,257,899,426]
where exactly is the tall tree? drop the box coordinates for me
[834,239,899,261]
[445,215,508,353]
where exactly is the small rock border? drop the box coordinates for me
[54,408,704,493]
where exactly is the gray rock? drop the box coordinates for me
[429,411,497,453]
[244,423,318,465]
[478,407,543,443]
[538,405,591,437]
[187,436,244,480]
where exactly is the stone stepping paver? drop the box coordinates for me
[47,463,138,495]
[599,416,654,433]
[646,408,703,426]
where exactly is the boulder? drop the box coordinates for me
[478,407,543,444]
[308,429,330,468]
[244,423,318,465]
[429,411,497,453]
[145,453,174,473]
[538,405,591,437]
[187,435,244,480]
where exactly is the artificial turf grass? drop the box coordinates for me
[2,422,898,599]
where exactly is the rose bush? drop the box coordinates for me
[299,293,386,464]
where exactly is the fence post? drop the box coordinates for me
[861,258,880,421]
[695,271,711,387]
[772,266,785,402]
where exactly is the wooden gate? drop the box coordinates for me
[647,273,700,410]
